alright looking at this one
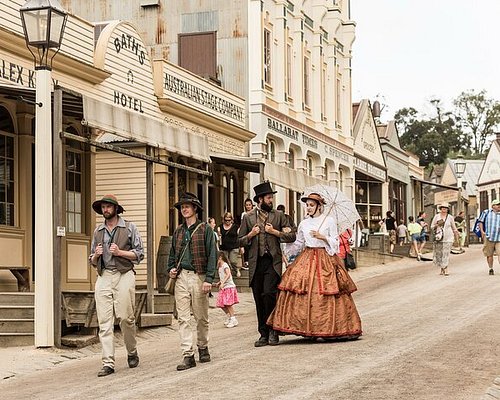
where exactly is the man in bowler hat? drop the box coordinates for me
[238,181,296,346]
[89,194,144,377]
[167,192,217,370]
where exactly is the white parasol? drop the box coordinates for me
[303,184,361,232]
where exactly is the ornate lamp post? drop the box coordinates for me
[19,0,67,347]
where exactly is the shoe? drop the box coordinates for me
[489,268,494,276]
[176,355,196,371]
[440,268,444,275]
[97,366,114,377]
[127,352,139,368]
[236,270,242,278]
[198,347,211,363]
[226,317,238,328]
[224,317,230,326]
[269,330,279,346]
[417,253,422,261]
[254,336,269,347]
[443,267,449,276]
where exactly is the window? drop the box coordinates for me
[321,62,327,120]
[492,189,497,202]
[0,106,15,226]
[307,156,314,176]
[263,28,272,86]
[324,164,329,182]
[222,174,228,212]
[229,174,236,214]
[267,139,276,162]
[339,168,344,191]
[179,32,217,81]
[335,64,342,127]
[65,137,84,233]
[303,53,310,108]
[288,149,295,169]
[0,134,15,226]
[286,41,293,99]
[480,190,488,211]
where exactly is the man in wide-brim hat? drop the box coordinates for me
[89,194,144,377]
[167,192,217,371]
[238,181,296,347]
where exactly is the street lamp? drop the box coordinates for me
[20,0,68,347]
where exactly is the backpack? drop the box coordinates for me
[473,210,489,238]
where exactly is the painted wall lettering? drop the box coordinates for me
[114,33,146,65]
[113,90,144,113]
[267,117,299,140]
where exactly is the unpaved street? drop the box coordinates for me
[2,245,500,399]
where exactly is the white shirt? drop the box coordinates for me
[218,262,236,289]
[285,214,339,257]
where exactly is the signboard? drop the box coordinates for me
[354,157,386,181]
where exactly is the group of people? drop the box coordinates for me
[87,181,363,376]
[86,183,500,377]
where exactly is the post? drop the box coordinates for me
[34,68,54,347]
[146,147,154,313]
[52,87,63,347]
[202,174,209,222]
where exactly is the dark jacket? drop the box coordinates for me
[238,208,296,284]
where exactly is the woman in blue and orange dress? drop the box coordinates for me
[267,193,362,340]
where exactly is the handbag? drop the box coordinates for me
[165,222,204,295]
[433,215,448,243]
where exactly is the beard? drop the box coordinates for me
[261,202,273,212]
[103,209,117,220]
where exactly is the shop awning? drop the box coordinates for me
[264,160,324,193]
[410,176,459,191]
[83,96,210,163]
[210,153,264,174]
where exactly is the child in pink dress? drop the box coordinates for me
[216,251,239,328]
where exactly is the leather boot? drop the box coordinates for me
[269,329,280,346]
[176,355,196,371]
[198,347,211,363]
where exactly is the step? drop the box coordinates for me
[0,306,34,319]
[139,313,172,328]
[153,294,175,314]
[0,292,34,306]
[61,334,98,348]
[0,333,34,347]
[0,319,34,334]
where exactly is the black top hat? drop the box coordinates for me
[253,181,277,203]
[92,194,125,215]
[174,192,203,211]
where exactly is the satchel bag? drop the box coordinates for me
[433,215,448,243]
[165,222,204,295]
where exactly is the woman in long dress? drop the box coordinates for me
[267,193,362,339]
[431,202,459,276]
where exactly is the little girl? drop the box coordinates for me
[216,251,239,328]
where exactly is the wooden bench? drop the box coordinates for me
[0,266,30,292]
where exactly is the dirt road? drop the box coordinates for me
[2,245,499,399]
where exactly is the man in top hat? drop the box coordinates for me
[478,199,500,275]
[167,192,217,370]
[89,194,144,377]
[238,181,296,347]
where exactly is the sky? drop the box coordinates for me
[351,0,500,121]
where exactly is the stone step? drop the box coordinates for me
[0,292,34,306]
[61,334,98,348]
[0,319,34,334]
[0,332,34,347]
[0,306,34,319]
[139,313,172,328]
[153,293,175,314]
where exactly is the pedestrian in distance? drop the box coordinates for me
[89,194,144,377]
[454,211,467,251]
[431,203,460,276]
[338,228,356,270]
[383,211,397,253]
[267,193,362,340]
[167,192,217,371]
[477,199,500,275]
[218,212,242,277]
[397,219,408,246]
[407,216,423,260]
[215,251,239,328]
[240,198,255,270]
[276,204,297,233]
[416,211,429,258]
[238,181,296,347]
[208,217,220,251]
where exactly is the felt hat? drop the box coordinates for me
[300,193,326,205]
[438,202,450,210]
[92,194,125,215]
[174,192,203,211]
[253,181,277,202]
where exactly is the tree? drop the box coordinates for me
[395,100,464,166]
[453,89,500,155]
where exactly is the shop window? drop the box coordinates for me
[263,28,272,86]
[0,106,15,226]
[65,134,84,233]
[179,32,217,82]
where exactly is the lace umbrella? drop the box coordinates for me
[303,183,360,232]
